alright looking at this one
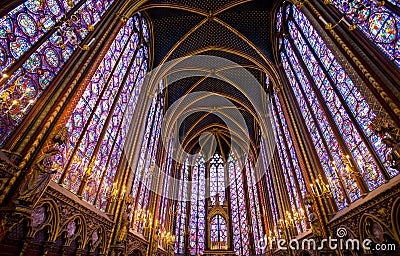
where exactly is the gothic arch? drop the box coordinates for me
[57,214,87,250]
[207,203,231,250]
[88,225,107,254]
[29,198,60,242]
[359,214,398,253]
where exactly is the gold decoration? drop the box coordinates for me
[17,127,68,207]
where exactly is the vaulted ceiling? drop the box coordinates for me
[132,0,279,159]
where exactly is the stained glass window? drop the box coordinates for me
[133,94,164,233]
[210,214,228,249]
[174,159,190,255]
[277,4,397,210]
[260,136,280,237]
[51,14,149,212]
[158,134,175,239]
[326,0,400,67]
[228,153,250,255]
[245,158,265,255]
[210,153,225,204]
[271,89,307,233]
[174,151,266,255]
[189,156,206,255]
[0,0,115,145]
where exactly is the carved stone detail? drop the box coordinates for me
[18,127,68,207]
[0,150,22,204]
[0,206,31,242]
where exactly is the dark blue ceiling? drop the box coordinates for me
[141,0,275,153]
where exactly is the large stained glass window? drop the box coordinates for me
[132,93,164,234]
[245,158,265,255]
[276,3,397,209]
[209,153,225,204]
[189,157,206,255]
[157,134,175,241]
[174,152,265,255]
[51,14,149,212]
[228,153,250,255]
[326,0,400,67]
[0,0,115,145]
[174,159,190,255]
[272,89,308,233]
[210,214,228,249]
[260,136,280,238]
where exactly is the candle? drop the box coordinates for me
[310,184,316,195]
[0,73,8,83]
[121,185,126,197]
[316,179,322,194]
[87,37,96,47]
[319,16,328,25]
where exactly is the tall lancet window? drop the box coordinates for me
[174,159,190,255]
[209,153,225,204]
[210,214,228,249]
[0,0,115,144]
[260,135,280,237]
[228,153,250,255]
[158,133,175,237]
[189,156,206,255]
[245,158,265,255]
[326,0,400,67]
[276,3,398,210]
[51,14,149,211]
[271,88,307,234]
[132,92,164,234]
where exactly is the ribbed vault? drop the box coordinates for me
[120,0,279,159]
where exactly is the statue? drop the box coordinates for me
[116,211,129,244]
[17,127,68,206]
[307,205,323,239]
[18,148,60,206]
[372,118,400,170]
[151,229,160,255]
[116,203,133,244]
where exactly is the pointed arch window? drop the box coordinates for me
[210,214,228,249]
[51,14,149,211]
[0,0,115,145]
[276,3,398,209]
[210,153,225,204]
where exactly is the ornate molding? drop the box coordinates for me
[0,205,31,242]
[328,177,400,238]
[0,150,22,204]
